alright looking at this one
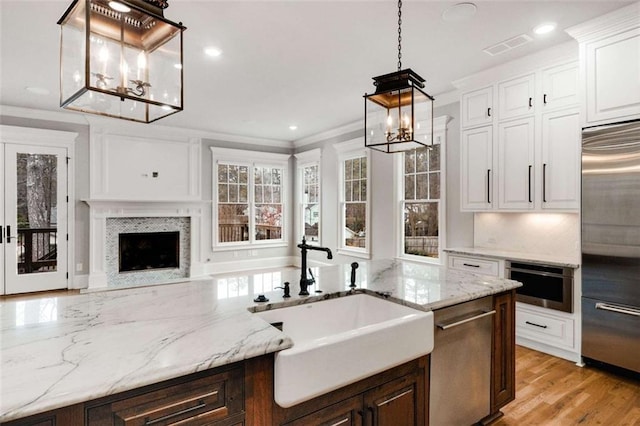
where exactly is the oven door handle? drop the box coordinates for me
[595,303,640,317]
[508,267,567,279]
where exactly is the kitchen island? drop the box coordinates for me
[1,259,521,425]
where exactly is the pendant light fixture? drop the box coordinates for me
[364,0,434,153]
[58,0,186,123]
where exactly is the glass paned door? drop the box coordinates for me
[3,144,68,294]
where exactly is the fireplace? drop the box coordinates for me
[119,231,180,272]
[85,199,206,290]
[102,217,191,287]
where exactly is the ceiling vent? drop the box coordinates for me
[483,34,533,56]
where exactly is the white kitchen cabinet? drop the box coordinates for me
[461,126,493,211]
[497,117,535,210]
[541,61,579,111]
[461,86,493,128]
[515,302,576,354]
[459,59,580,213]
[541,109,581,210]
[567,3,640,126]
[498,73,536,121]
[584,28,640,124]
[448,254,502,277]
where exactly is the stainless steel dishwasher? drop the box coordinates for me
[429,296,495,425]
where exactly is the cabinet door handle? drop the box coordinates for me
[0,226,3,244]
[528,165,532,203]
[487,107,492,117]
[528,97,533,108]
[6,225,11,243]
[542,163,547,203]
[144,401,207,425]
[543,94,547,104]
[463,263,480,268]
[525,320,548,329]
[378,389,414,407]
[487,169,491,204]
[437,310,496,330]
[596,303,640,317]
[329,417,351,426]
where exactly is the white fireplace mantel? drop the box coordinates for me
[84,199,208,289]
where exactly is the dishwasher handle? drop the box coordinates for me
[436,310,496,330]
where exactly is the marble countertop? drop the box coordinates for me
[445,247,580,268]
[0,258,521,422]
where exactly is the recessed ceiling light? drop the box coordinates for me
[289,125,298,131]
[204,47,222,57]
[108,1,131,13]
[533,22,557,35]
[25,86,50,96]
[442,2,477,23]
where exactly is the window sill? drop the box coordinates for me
[212,241,289,252]
[396,254,442,265]
[337,248,371,259]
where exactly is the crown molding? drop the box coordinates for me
[293,120,362,149]
[1,105,292,149]
[451,41,578,91]
[566,2,640,43]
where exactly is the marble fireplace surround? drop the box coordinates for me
[84,200,206,290]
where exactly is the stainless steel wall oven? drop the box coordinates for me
[506,261,573,313]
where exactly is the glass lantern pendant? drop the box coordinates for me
[364,1,434,153]
[58,0,186,123]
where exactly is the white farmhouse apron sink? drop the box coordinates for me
[254,294,434,408]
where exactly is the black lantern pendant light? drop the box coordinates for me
[364,0,434,153]
[58,0,186,123]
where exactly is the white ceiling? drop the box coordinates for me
[0,0,632,143]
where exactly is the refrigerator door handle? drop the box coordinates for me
[595,302,640,317]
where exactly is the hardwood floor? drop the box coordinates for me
[494,346,640,426]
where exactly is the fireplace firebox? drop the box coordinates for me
[119,231,180,272]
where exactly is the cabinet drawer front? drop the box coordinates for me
[88,368,243,426]
[516,307,574,349]
[448,255,500,276]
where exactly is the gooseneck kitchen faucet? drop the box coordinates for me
[297,237,333,296]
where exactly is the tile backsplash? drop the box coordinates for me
[474,213,580,259]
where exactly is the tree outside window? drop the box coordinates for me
[403,145,440,258]
[302,164,320,243]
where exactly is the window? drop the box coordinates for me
[212,148,289,248]
[335,139,370,257]
[398,117,447,262]
[295,149,321,244]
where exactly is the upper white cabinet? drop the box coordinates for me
[460,60,580,212]
[567,3,640,126]
[497,117,535,210]
[541,109,581,210]
[498,74,536,121]
[461,86,493,128]
[541,62,579,111]
[461,125,493,210]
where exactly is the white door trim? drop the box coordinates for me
[0,125,77,294]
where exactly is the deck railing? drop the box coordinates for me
[17,227,57,274]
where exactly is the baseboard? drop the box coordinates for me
[516,336,580,363]
[71,274,89,290]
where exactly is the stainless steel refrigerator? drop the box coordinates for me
[582,120,640,374]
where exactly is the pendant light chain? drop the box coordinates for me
[397,0,402,71]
